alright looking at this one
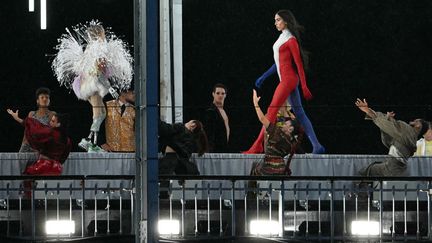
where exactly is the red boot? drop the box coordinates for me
[24,159,53,175]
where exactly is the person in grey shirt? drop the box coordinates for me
[355,98,429,176]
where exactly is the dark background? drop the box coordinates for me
[1,0,431,154]
[0,0,134,152]
[183,0,432,154]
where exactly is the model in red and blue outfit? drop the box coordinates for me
[244,10,325,154]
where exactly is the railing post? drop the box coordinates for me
[219,182,223,236]
[194,183,198,237]
[293,183,297,238]
[231,180,236,237]
[244,182,248,235]
[69,182,73,237]
[6,183,10,237]
[279,180,285,237]
[106,182,111,235]
[429,181,431,240]
[45,182,48,231]
[392,185,395,239]
[318,183,322,238]
[404,184,407,239]
[330,180,334,242]
[94,183,98,236]
[268,183,272,225]
[417,183,420,240]
[379,180,383,240]
[342,185,347,238]
[306,183,309,238]
[81,178,86,237]
[207,182,210,234]
[19,183,22,237]
[31,180,36,240]
[181,180,186,237]
[119,182,123,235]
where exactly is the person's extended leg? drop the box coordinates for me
[244,80,296,154]
[79,95,106,152]
[288,86,325,154]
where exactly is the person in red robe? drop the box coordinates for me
[23,113,72,175]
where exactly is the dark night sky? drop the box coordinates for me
[0,0,133,152]
[1,0,432,154]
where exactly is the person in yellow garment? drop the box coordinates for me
[101,90,135,152]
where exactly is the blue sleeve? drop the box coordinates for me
[255,64,277,88]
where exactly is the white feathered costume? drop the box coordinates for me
[52,21,133,101]
[51,21,133,151]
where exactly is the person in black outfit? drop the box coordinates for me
[158,119,208,175]
[204,83,230,152]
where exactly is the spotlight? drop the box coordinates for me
[158,219,180,235]
[40,0,47,30]
[29,0,34,12]
[351,220,379,236]
[249,220,280,236]
[46,220,75,235]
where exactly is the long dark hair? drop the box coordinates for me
[190,120,209,156]
[276,9,310,70]
[54,113,70,144]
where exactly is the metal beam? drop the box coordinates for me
[134,0,159,242]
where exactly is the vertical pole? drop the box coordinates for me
[278,181,285,237]
[195,183,198,236]
[428,181,431,240]
[107,183,111,234]
[181,181,186,237]
[417,183,420,240]
[94,184,98,236]
[135,0,160,242]
[231,180,236,237]
[82,179,86,237]
[6,183,10,237]
[330,180,334,242]
[31,180,36,239]
[392,185,395,239]
[120,182,123,235]
[379,181,383,239]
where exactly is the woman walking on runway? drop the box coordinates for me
[245,9,324,154]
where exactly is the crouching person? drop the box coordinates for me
[23,113,72,175]
[248,90,303,199]
[250,90,303,176]
[355,98,428,176]
[158,118,208,199]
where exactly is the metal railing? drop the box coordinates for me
[0,175,134,240]
[159,175,432,242]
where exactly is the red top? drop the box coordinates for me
[273,29,312,100]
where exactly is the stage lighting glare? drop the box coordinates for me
[250,220,280,236]
[40,0,47,29]
[284,225,297,231]
[351,220,379,236]
[29,0,34,12]
[158,219,180,235]
[46,220,75,235]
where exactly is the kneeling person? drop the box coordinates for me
[355,98,428,176]
[23,113,72,175]
[250,90,303,176]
